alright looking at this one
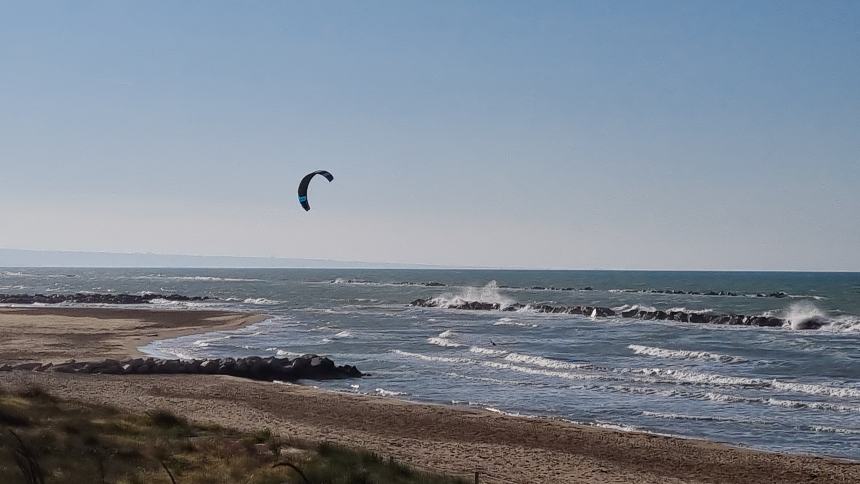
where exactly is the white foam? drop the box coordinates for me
[628,344,747,363]
[593,422,642,433]
[699,392,834,414]
[332,330,353,338]
[666,307,714,314]
[807,425,860,435]
[493,317,538,328]
[427,330,462,347]
[374,388,407,397]
[770,380,860,399]
[392,350,472,364]
[242,297,280,305]
[632,368,767,387]
[642,411,757,423]
[427,337,463,348]
[480,360,604,381]
[469,346,507,356]
[637,369,860,398]
[429,281,514,309]
[611,304,657,313]
[783,301,828,330]
[395,349,604,382]
[503,352,591,370]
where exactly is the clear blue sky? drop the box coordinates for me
[1,1,858,270]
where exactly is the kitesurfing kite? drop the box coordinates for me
[297,170,334,211]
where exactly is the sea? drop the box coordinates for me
[2,268,859,459]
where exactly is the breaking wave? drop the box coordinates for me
[502,352,592,370]
[632,369,860,398]
[428,337,463,348]
[766,302,860,332]
[428,330,463,347]
[428,281,515,309]
[628,344,747,363]
[703,393,860,413]
[393,349,607,382]
[469,346,507,356]
[237,297,281,306]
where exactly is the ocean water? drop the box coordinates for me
[2,268,859,459]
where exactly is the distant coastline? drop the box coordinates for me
[0,248,446,269]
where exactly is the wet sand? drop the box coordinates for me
[0,307,857,483]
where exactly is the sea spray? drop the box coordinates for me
[429,281,515,309]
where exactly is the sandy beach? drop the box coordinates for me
[0,307,265,363]
[0,307,857,483]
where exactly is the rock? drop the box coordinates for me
[410,298,801,330]
[792,316,827,330]
[5,353,363,382]
[199,359,220,374]
[217,359,236,373]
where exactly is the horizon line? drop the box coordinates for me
[0,248,857,273]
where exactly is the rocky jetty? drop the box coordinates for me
[0,293,212,305]
[615,288,790,298]
[494,286,790,298]
[0,355,362,381]
[410,299,825,330]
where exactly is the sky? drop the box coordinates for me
[1,1,858,270]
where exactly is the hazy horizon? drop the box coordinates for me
[2,247,859,272]
[2,2,858,271]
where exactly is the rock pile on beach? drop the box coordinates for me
[410,299,827,330]
[0,293,212,305]
[0,355,363,381]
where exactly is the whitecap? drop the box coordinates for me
[242,298,280,305]
[427,337,463,348]
[469,346,508,356]
[503,352,592,370]
[628,344,747,363]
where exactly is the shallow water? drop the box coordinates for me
[3,268,859,458]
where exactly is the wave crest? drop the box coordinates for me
[628,344,746,363]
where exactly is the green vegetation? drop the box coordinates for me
[0,385,466,484]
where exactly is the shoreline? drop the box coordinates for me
[0,306,857,483]
[1,371,857,483]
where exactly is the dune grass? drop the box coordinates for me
[0,385,466,484]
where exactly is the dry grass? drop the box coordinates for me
[0,385,466,484]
